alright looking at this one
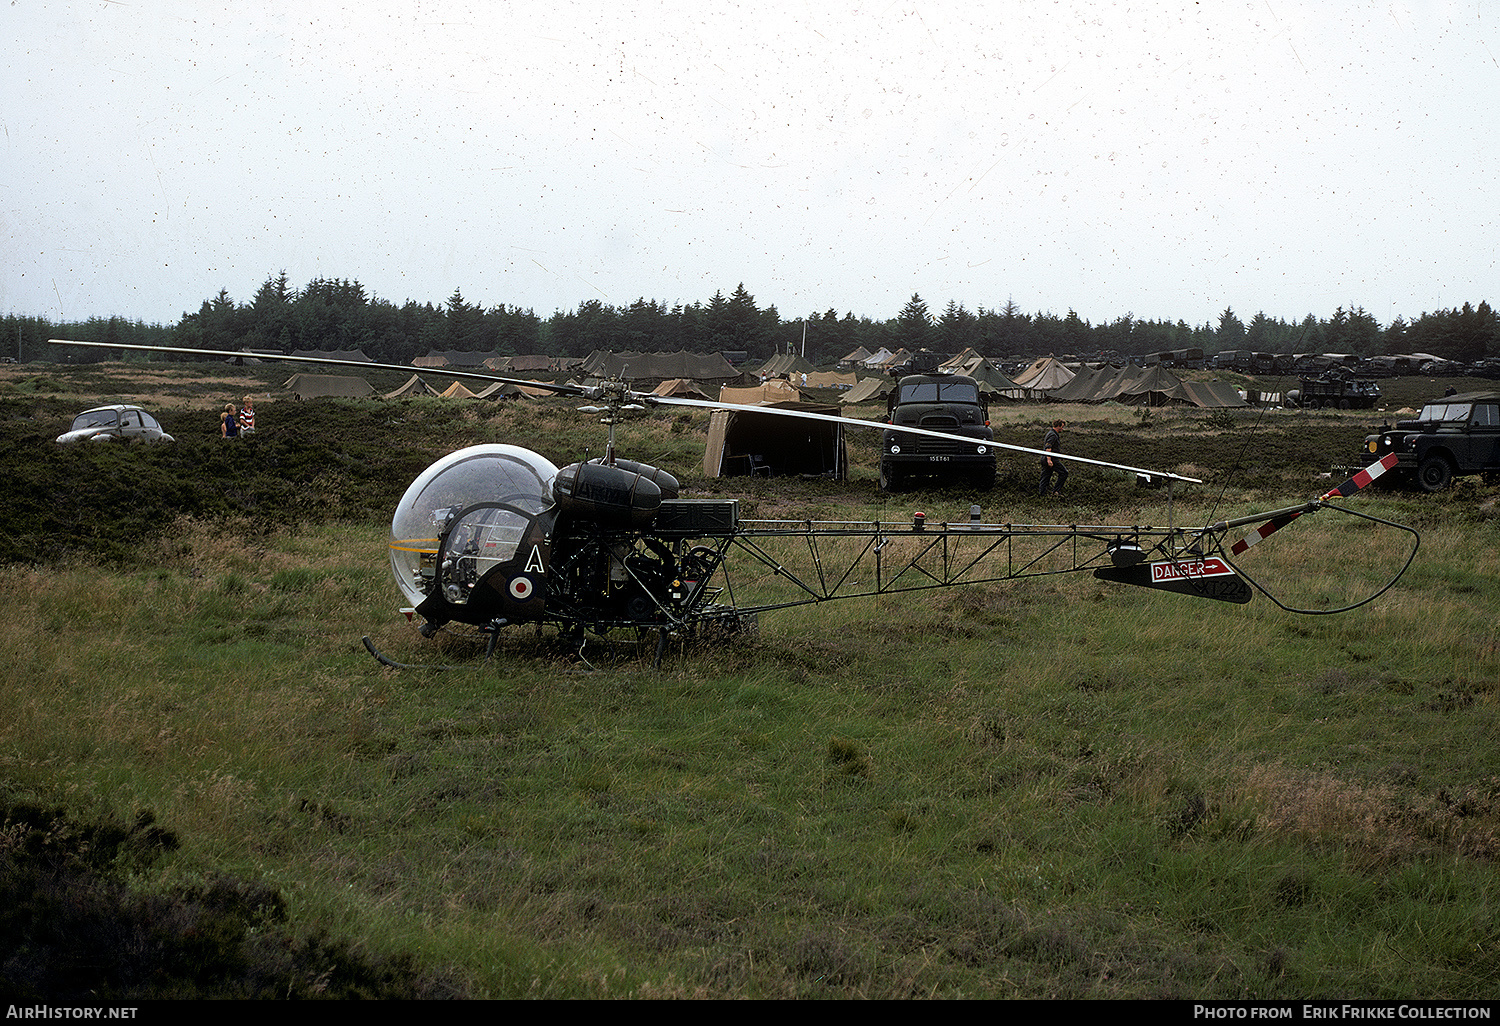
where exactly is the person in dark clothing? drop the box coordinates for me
[1038,419,1068,496]
[220,402,240,439]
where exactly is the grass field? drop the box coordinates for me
[2,362,1498,999]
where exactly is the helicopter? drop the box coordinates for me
[55,340,1420,665]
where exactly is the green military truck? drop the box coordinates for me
[879,374,996,492]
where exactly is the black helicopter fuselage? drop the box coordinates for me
[412,458,737,637]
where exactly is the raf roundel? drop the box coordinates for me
[508,576,535,601]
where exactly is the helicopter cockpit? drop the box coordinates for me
[389,445,559,612]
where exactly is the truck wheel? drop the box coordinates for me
[973,468,996,491]
[1417,456,1453,493]
[879,463,904,493]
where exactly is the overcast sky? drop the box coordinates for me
[4,1,1497,332]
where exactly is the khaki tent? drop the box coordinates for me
[719,379,802,405]
[282,373,374,399]
[580,350,741,381]
[1174,380,1248,408]
[1047,365,1112,403]
[652,378,714,401]
[383,374,438,399]
[949,357,1026,400]
[757,353,818,378]
[1012,357,1076,392]
[704,401,847,480]
[440,381,481,399]
[803,370,859,389]
[291,349,371,363]
[840,377,892,404]
[485,354,578,373]
[414,350,506,368]
[473,381,538,400]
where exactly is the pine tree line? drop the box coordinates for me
[9,274,1499,367]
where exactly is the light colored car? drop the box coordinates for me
[56,404,175,444]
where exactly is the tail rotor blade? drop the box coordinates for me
[1228,453,1400,556]
[1318,451,1400,500]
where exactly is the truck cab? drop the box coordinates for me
[1362,392,1500,491]
[879,374,996,492]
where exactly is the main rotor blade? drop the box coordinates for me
[646,394,1203,485]
[48,339,589,397]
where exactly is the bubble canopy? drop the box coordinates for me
[389,445,559,607]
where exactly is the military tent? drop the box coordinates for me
[1012,357,1076,392]
[1109,365,1185,406]
[803,370,859,389]
[1047,365,1112,403]
[1174,380,1248,408]
[757,353,818,378]
[580,350,740,381]
[950,357,1027,400]
[839,377,892,404]
[473,381,539,400]
[484,354,578,373]
[939,348,985,371]
[414,350,507,368]
[291,349,372,363]
[704,402,847,480]
[652,379,714,401]
[282,373,374,399]
[719,379,802,404]
[383,374,438,399]
[440,381,481,399]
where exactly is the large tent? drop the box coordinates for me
[413,350,507,368]
[282,373,374,398]
[1044,364,1248,408]
[580,350,741,381]
[703,401,847,480]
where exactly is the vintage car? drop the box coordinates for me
[56,404,175,444]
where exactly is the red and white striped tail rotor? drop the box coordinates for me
[1229,453,1400,556]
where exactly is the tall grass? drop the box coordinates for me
[4,368,1499,997]
[4,502,1497,998]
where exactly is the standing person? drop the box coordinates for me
[1038,418,1068,496]
[221,402,240,439]
[239,395,255,435]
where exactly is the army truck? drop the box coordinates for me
[1360,392,1500,491]
[879,373,996,492]
[1288,371,1381,410]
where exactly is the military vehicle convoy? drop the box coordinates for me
[879,373,996,492]
[1361,392,1500,491]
